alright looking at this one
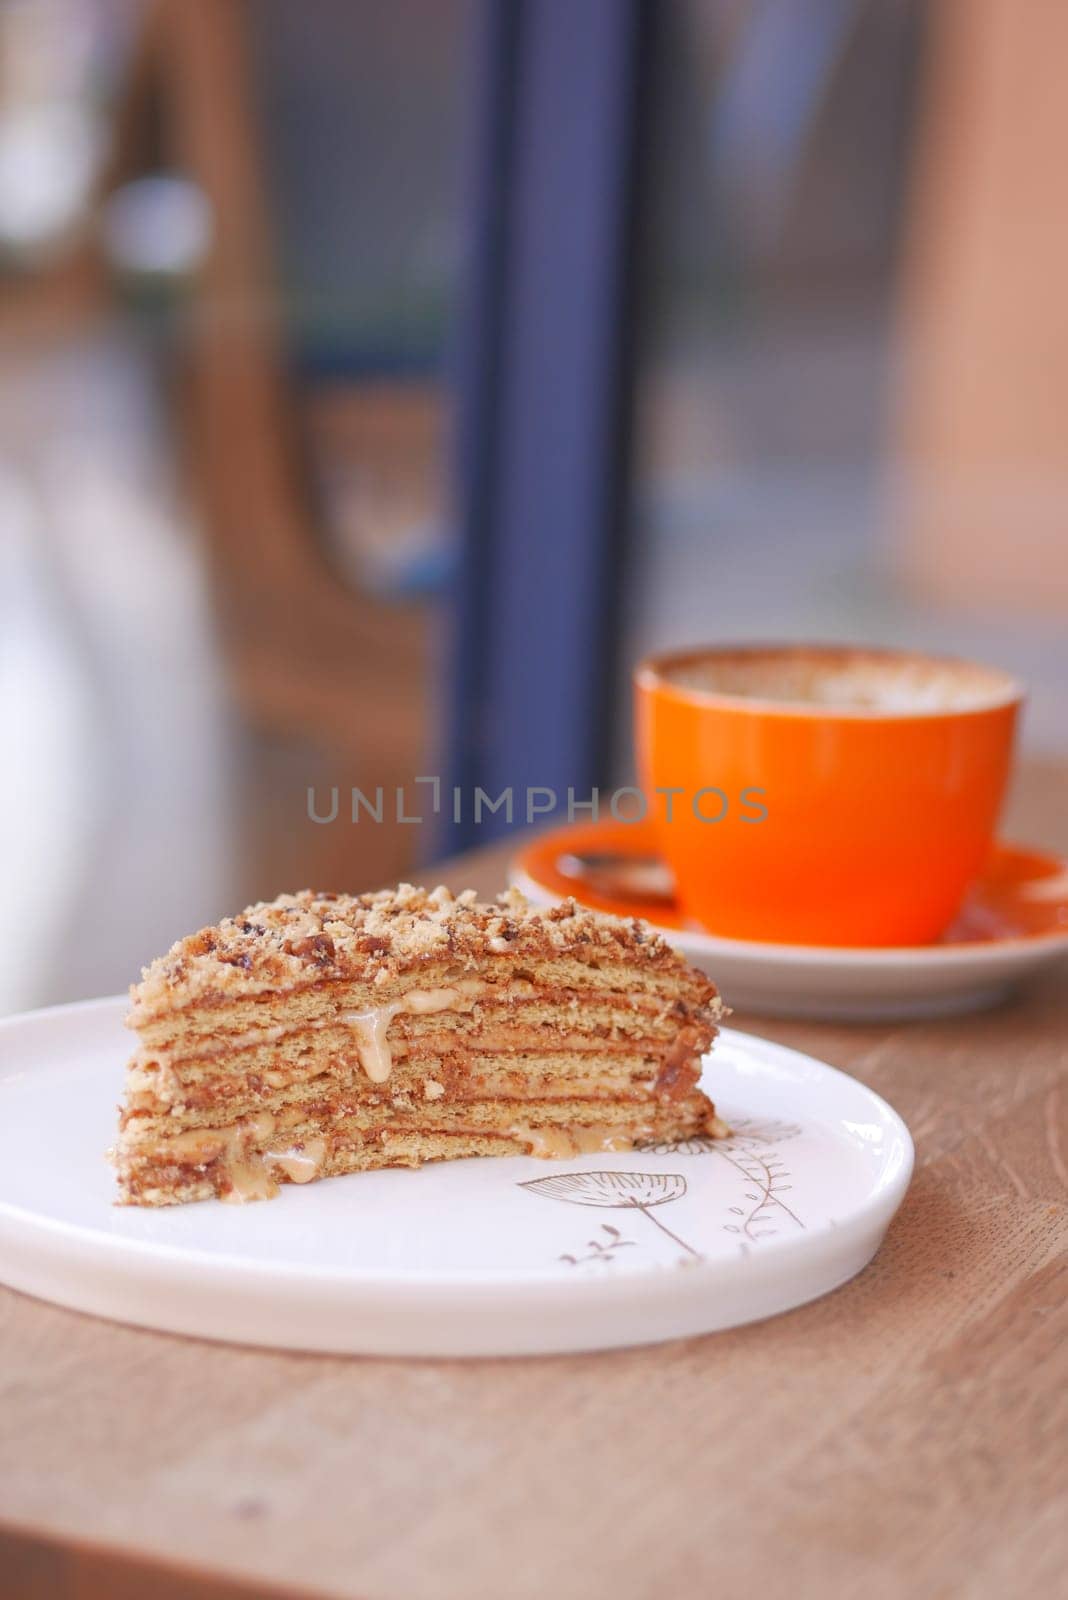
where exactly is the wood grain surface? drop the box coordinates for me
[2,766,1066,1600]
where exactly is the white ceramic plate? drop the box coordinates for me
[0,997,913,1357]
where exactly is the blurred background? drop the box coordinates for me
[2,0,1066,1011]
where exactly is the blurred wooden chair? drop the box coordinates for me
[103,0,446,896]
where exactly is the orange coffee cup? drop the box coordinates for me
[634,644,1022,946]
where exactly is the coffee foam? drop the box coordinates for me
[657,648,1021,715]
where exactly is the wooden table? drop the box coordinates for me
[3,770,1067,1600]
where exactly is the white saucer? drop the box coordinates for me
[511,826,1068,1021]
[0,997,913,1357]
[514,869,1063,1021]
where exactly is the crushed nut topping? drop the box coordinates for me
[128,884,716,1025]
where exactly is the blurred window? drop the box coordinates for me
[621,0,1068,762]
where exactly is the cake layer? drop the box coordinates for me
[115,1094,723,1206]
[133,993,703,1080]
[122,1047,697,1121]
[128,994,706,1089]
[131,965,709,1056]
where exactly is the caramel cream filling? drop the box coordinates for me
[264,1137,327,1185]
[340,984,484,1083]
[153,1110,328,1202]
[343,1005,399,1084]
[515,1124,651,1158]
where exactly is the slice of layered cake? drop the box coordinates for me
[113,885,725,1205]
